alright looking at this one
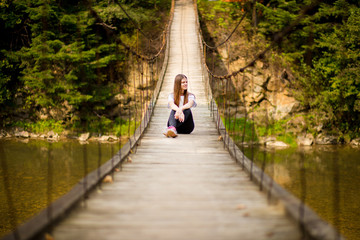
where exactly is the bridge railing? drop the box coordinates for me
[193,1,344,240]
[1,1,175,240]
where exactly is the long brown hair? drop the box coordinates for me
[173,74,189,107]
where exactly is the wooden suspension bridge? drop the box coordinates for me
[2,0,343,240]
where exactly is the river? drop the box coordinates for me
[0,139,120,238]
[242,145,360,240]
[1,140,359,239]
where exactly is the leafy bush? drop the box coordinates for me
[12,120,65,133]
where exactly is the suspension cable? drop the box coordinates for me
[85,1,172,62]
[201,0,320,80]
[113,0,166,42]
[200,12,247,49]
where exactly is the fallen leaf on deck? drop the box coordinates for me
[127,157,132,163]
[114,168,120,172]
[236,204,246,210]
[218,136,223,141]
[103,175,113,183]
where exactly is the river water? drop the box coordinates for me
[242,145,360,240]
[1,140,359,239]
[0,139,120,238]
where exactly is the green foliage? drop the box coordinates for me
[296,5,360,133]
[199,0,360,135]
[74,116,139,137]
[256,118,297,146]
[224,116,297,146]
[0,58,12,104]
[224,117,259,143]
[12,119,65,133]
[113,117,138,137]
[197,0,245,29]
[0,0,171,132]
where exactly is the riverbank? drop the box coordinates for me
[2,125,360,147]
[0,128,123,143]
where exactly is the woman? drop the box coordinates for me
[164,74,197,137]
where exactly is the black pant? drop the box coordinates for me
[167,109,195,134]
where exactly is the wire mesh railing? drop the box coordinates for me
[1,1,174,239]
[194,0,343,239]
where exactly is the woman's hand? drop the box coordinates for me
[179,111,185,122]
[175,108,185,122]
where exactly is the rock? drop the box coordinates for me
[350,138,360,146]
[47,131,55,138]
[269,93,300,120]
[297,134,314,146]
[15,131,30,138]
[259,136,276,145]
[46,131,59,141]
[266,140,289,148]
[315,134,337,145]
[79,132,90,142]
[38,108,49,120]
[99,135,110,141]
[109,135,118,141]
[30,133,40,138]
[287,116,306,133]
[0,130,8,138]
[53,133,59,139]
[256,61,264,69]
[315,124,323,132]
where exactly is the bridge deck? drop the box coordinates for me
[53,0,301,239]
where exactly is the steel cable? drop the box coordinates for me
[114,0,166,42]
[200,12,247,50]
[200,0,320,80]
[85,1,173,63]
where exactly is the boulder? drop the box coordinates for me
[15,131,30,138]
[109,135,118,141]
[297,134,314,146]
[99,135,110,141]
[258,136,275,145]
[79,132,90,142]
[350,138,360,146]
[30,133,40,138]
[266,140,289,148]
[47,131,55,138]
[0,130,8,138]
[0,130,5,136]
[315,134,338,145]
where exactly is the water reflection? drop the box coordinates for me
[0,139,119,237]
[242,145,360,240]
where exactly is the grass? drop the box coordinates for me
[11,119,65,134]
[223,117,298,146]
[9,116,141,140]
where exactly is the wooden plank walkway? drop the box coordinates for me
[52,0,301,239]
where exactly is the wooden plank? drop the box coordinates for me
[45,0,352,240]
[50,0,305,240]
